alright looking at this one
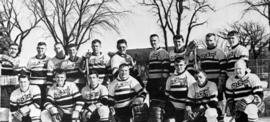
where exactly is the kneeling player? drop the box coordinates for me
[41,69,83,122]
[81,70,110,122]
[108,63,148,122]
[185,70,222,122]
[225,59,264,122]
[10,74,42,122]
[164,57,196,122]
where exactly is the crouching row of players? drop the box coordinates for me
[10,63,147,122]
[10,58,264,122]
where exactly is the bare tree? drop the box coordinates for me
[219,21,269,59]
[0,0,41,54]
[236,0,270,50]
[139,0,214,50]
[26,0,126,51]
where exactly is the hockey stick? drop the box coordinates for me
[85,50,90,84]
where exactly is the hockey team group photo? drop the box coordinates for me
[0,0,270,122]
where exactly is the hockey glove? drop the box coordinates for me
[235,99,249,112]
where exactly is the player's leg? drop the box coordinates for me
[97,106,110,122]
[164,101,175,122]
[29,105,41,122]
[115,107,132,122]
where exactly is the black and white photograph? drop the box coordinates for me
[0,0,270,122]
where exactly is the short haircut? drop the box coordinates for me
[150,34,159,39]
[89,70,99,77]
[227,30,239,36]
[194,69,207,76]
[37,42,47,46]
[117,39,127,45]
[119,63,130,69]
[174,56,186,63]
[206,33,216,38]
[18,73,29,80]
[173,35,184,41]
[54,42,63,47]
[67,43,77,49]
[9,43,19,48]
[54,68,66,76]
[92,39,102,45]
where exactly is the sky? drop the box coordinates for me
[10,0,270,65]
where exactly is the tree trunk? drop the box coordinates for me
[268,3,270,50]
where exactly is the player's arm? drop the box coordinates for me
[111,55,120,75]
[249,75,263,103]
[99,85,110,106]
[107,81,116,106]
[132,79,147,104]
[162,51,170,79]
[207,83,219,108]
[30,86,42,109]
[71,83,84,112]
[164,77,171,97]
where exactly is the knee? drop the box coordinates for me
[98,106,110,120]
[29,108,41,121]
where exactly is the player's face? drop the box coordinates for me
[68,47,77,57]
[8,45,19,57]
[174,38,184,49]
[195,72,207,86]
[55,73,66,86]
[205,36,216,48]
[119,66,130,80]
[37,45,46,55]
[235,62,246,78]
[175,60,186,73]
[227,35,239,47]
[19,77,30,92]
[150,36,160,49]
[92,42,101,53]
[54,44,64,54]
[118,43,127,53]
[88,74,99,87]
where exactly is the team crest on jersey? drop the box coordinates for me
[116,82,130,89]
[171,76,187,86]
[17,94,32,103]
[150,52,161,60]
[84,91,99,100]
[200,52,216,59]
[195,87,210,98]
[90,56,105,65]
[227,51,236,58]
[231,78,250,89]
[54,87,71,98]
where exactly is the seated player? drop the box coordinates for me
[108,63,148,122]
[41,69,83,122]
[225,59,264,122]
[10,74,42,122]
[164,57,196,122]
[80,70,110,122]
[185,70,222,122]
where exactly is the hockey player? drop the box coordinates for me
[84,39,110,85]
[81,70,110,122]
[225,59,263,122]
[10,74,41,122]
[164,57,196,122]
[108,63,147,122]
[0,43,21,122]
[169,35,193,75]
[27,42,52,110]
[60,44,84,89]
[48,42,68,70]
[226,31,249,78]
[147,34,170,122]
[185,70,222,122]
[41,69,84,122]
[196,33,227,118]
[110,39,136,78]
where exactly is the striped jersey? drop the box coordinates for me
[165,71,196,109]
[196,47,227,83]
[226,44,249,77]
[148,47,170,80]
[169,49,188,75]
[108,76,146,108]
[87,52,110,82]
[27,55,51,85]
[0,54,20,85]
[187,81,218,106]
[225,73,263,102]
[10,85,41,112]
[60,56,84,84]
[44,82,84,114]
[48,55,69,70]
[81,84,108,106]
